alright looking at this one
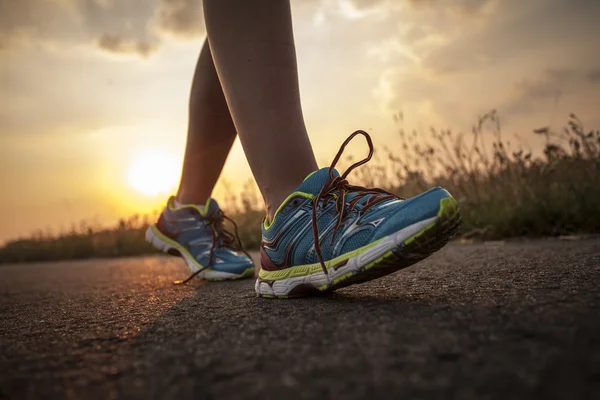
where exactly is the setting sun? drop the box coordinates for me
[127,150,180,196]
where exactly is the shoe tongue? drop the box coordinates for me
[204,198,221,216]
[296,167,340,195]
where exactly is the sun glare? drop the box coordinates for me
[127,150,180,196]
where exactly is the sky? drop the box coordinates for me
[1,0,599,244]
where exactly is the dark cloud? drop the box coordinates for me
[506,67,600,114]
[379,0,600,131]
[0,0,162,57]
[513,73,563,102]
[420,0,600,75]
[0,0,207,56]
[0,0,72,50]
[97,33,158,57]
[78,0,161,56]
[157,0,204,38]
[77,0,158,36]
[588,69,600,83]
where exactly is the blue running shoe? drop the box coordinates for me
[256,130,461,298]
[146,197,255,283]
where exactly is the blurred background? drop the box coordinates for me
[1,0,599,262]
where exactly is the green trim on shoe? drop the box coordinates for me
[166,196,211,217]
[258,237,383,280]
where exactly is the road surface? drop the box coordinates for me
[1,239,599,399]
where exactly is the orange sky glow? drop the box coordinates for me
[1,0,599,244]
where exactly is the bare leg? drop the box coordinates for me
[176,41,237,205]
[203,0,318,220]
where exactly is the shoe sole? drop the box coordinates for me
[145,225,255,281]
[255,196,461,298]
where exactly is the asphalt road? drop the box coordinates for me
[1,239,599,400]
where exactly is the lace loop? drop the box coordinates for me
[311,130,401,275]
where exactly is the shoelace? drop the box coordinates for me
[174,211,252,285]
[312,130,401,275]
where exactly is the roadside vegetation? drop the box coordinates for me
[1,112,598,264]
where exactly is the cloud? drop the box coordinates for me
[419,0,600,76]
[511,71,565,104]
[156,0,205,38]
[0,0,163,58]
[404,0,494,16]
[402,24,434,44]
[0,0,74,50]
[78,0,162,57]
[588,69,600,83]
[97,33,159,57]
[77,0,158,36]
[506,68,600,115]
[366,0,600,132]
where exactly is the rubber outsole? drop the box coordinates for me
[256,196,461,298]
[145,225,255,282]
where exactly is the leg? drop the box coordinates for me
[202,1,459,298]
[176,40,237,205]
[203,0,318,220]
[152,0,461,293]
[148,39,254,282]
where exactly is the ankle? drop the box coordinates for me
[174,197,204,209]
[266,204,277,224]
[176,190,211,206]
[264,187,297,223]
[263,170,317,223]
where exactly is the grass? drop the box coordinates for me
[0,215,157,264]
[1,112,598,264]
